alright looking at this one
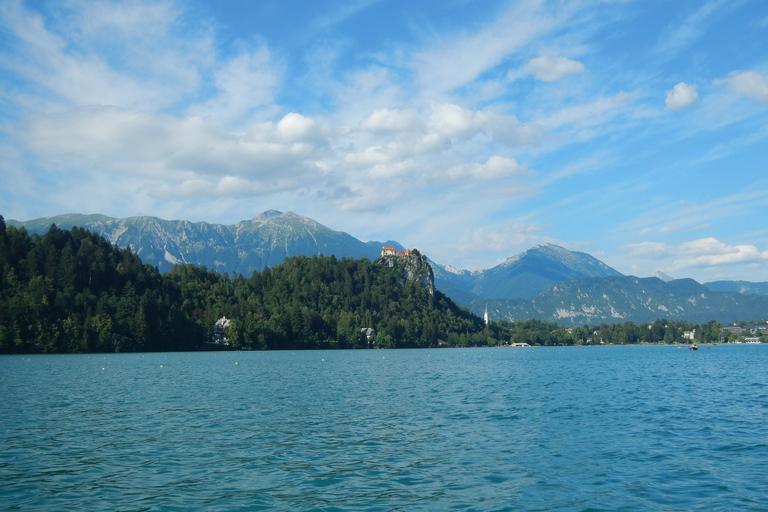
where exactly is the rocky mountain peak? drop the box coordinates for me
[652,271,674,282]
[251,210,284,223]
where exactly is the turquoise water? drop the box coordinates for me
[2,345,767,511]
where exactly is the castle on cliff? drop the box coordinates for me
[381,246,412,257]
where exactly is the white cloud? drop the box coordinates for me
[412,1,563,94]
[360,108,419,134]
[620,242,672,259]
[540,92,631,130]
[717,70,768,103]
[342,103,540,175]
[454,224,556,267]
[187,49,282,129]
[67,0,182,41]
[367,160,423,180]
[0,0,211,112]
[674,238,768,267]
[332,66,407,124]
[620,238,768,274]
[428,104,541,147]
[665,82,698,110]
[23,107,331,192]
[429,103,488,139]
[445,156,531,182]
[272,113,326,144]
[655,1,726,55]
[525,56,585,82]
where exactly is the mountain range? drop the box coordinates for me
[478,276,768,326]
[431,243,623,302]
[8,211,768,326]
[7,211,402,275]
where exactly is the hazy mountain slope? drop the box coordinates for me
[430,262,483,306]
[704,280,768,295]
[433,244,624,303]
[474,276,768,326]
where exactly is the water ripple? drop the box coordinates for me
[2,346,768,510]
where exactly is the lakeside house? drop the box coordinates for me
[211,316,231,345]
[360,328,376,347]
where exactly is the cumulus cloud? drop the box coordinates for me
[21,98,541,215]
[360,108,419,133]
[428,104,541,146]
[445,156,531,182]
[252,112,327,144]
[343,103,540,173]
[525,56,585,82]
[716,70,768,103]
[430,103,489,139]
[23,107,331,193]
[366,160,423,180]
[675,238,768,267]
[665,82,698,110]
[621,238,768,274]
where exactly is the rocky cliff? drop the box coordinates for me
[377,251,435,296]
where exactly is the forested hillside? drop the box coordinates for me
[0,218,496,353]
[0,218,201,353]
[171,253,487,350]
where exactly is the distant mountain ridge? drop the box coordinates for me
[8,211,386,274]
[472,276,768,326]
[703,280,768,295]
[432,243,623,302]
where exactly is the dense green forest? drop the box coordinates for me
[0,217,493,352]
[0,217,757,354]
[0,218,200,353]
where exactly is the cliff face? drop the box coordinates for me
[378,252,435,296]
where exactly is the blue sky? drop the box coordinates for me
[2,0,768,281]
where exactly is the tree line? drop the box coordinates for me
[0,217,757,353]
[501,318,732,346]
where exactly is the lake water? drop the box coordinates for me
[2,345,767,511]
